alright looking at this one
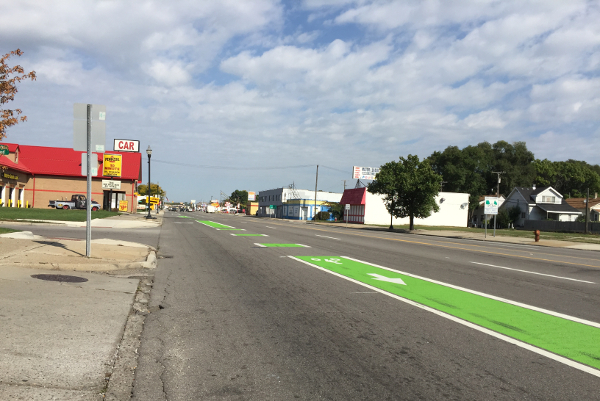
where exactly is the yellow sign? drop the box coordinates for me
[103,154,122,177]
[150,197,160,204]
[119,200,128,212]
[2,172,18,180]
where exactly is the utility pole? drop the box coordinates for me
[586,188,590,234]
[492,171,505,237]
[314,165,319,221]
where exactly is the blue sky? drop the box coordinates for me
[2,0,599,202]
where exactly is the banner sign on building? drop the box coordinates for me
[484,197,499,215]
[248,191,256,201]
[119,200,128,212]
[113,139,140,153]
[103,154,122,177]
[352,166,380,180]
[102,180,121,190]
[0,144,9,155]
[2,171,18,180]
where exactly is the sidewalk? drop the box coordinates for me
[0,212,161,400]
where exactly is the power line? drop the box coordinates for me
[153,159,314,171]
[321,165,349,174]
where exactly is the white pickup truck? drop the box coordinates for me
[48,194,101,211]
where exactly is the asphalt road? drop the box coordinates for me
[132,212,600,400]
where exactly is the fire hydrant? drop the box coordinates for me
[534,230,540,242]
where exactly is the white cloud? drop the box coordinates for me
[2,0,600,201]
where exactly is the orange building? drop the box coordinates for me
[0,143,141,212]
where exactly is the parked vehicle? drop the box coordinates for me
[48,194,101,211]
[206,205,217,213]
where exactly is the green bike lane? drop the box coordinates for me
[291,255,600,377]
[192,215,600,377]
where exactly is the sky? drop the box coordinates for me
[2,0,599,203]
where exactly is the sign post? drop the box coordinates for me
[345,203,350,227]
[484,197,499,238]
[74,103,105,257]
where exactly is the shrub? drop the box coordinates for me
[315,211,331,221]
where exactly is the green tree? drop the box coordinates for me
[428,142,492,217]
[228,189,248,209]
[368,155,442,230]
[324,202,344,221]
[1,49,36,140]
[533,159,600,197]
[137,183,165,197]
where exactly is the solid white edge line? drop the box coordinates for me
[216,228,245,231]
[254,243,266,247]
[341,256,600,329]
[288,256,600,378]
[230,234,268,236]
[471,262,595,284]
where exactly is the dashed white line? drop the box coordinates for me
[470,262,595,284]
[315,234,340,240]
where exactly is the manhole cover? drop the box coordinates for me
[31,274,88,283]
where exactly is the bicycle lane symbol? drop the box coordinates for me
[310,257,343,265]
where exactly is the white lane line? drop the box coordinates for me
[288,256,600,379]
[216,228,246,231]
[230,234,268,236]
[470,262,595,284]
[255,243,266,247]
[265,226,275,229]
[315,234,340,240]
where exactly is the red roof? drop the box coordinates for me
[4,143,19,152]
[0,143,141,180]
[340,187,366,205]
[0,155,31,173]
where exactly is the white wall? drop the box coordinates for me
[364,192,469,227]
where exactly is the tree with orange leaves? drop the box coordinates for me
[1,49,37,140]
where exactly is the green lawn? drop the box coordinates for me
[0,208,119,222]
[0,227,18,234]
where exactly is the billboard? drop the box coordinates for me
[113,139,140,152]
[248,191,256,201]
[353,166,380,180]
[103,154,122,177]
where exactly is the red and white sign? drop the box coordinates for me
[113,139,140,152]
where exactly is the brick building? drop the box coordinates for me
[0,143,141,212]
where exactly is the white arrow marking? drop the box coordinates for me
[368,273,406,285]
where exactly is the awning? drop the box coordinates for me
[340,187,366,205]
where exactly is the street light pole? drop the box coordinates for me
[146,145,155,219]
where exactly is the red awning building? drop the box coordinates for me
[0,143,142,212]
[339,187,366,223]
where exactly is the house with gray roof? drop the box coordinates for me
[501,186,581,227]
